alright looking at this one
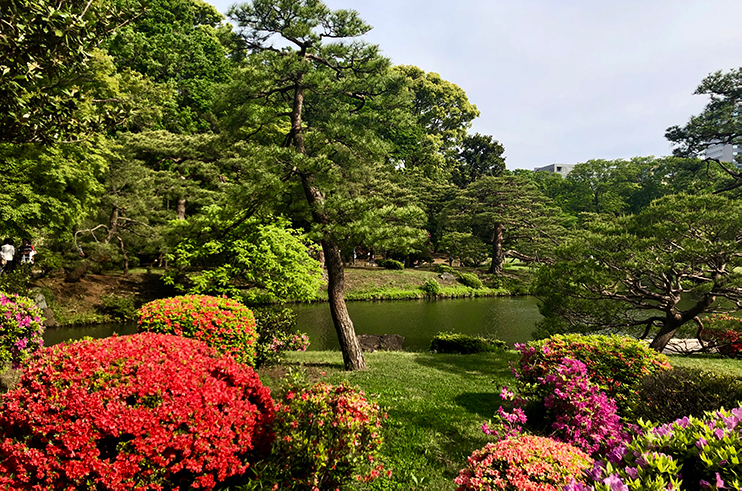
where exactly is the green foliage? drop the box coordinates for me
[633,367,742,424]
[421,278,441,296]
[376,258,404,270]
[535,193,742,352]
[0,0,145,143]
[0,141,106,238]
[98,294,137,322]
[434,264,456,275]
[430,332,506,354]
[441,175,566,274]
[457,272,483,289]
[164,210,322,303]
[243,375,387,490]
[515,334,672,415]
[251,306,309,367]
[451,133,506,188]
[0,263,34,297]
[586,406,742,491]
[137,294,258,366]
[667,68,742,192]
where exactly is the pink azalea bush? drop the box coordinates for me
[454,435,592,491]
[702,314,742,358]
[0,333,275,490]
[0,291,45,368]
[487,358,629,459]
[138,294,258,366]
[252,379,389,489]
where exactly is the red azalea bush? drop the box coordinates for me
[0,333,275,490]
[252,379,388,490]
[454,435,592,491]
[0,291,45,368]
[515,334,671,413]
[138,294,258,366]
[702,314,742,358]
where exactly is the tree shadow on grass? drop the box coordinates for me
[454,391,503,419]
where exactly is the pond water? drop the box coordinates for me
[293,296,542,351]
[42,296,543,352]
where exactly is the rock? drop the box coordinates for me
[440,272,456,281]
[356,334,405,352]
[42,307,58,328]
[34,293,48,310]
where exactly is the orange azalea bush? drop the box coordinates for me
[455,436,591,491]
[138,294,258,366]
[0,333,275,490]
[252,380,388,489]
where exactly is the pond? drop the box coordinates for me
[293,296,542,351]
[42,296,543,352]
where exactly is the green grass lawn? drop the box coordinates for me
[261,349,518,490]
[259,350,742,491]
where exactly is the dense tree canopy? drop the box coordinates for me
[535,193,742,352]
[440,175,565,275]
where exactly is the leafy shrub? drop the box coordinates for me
[99,293,137,322]
[137,294,258,366]
[702,314,742,358]
[632,367,742,424]
[457,272,483,289]
[376,258,404,270]
[0,262,33,296]
[249,378,388,490]
[454,436,592,491]
[0,292,45,368]
[489,358,629,458]
[571,405,742,491]
[430,332,506,354]
[434,264,457,275]
[0,333,275,490]
[515,334,671,413]
[252,306,310,367]
[421,278,442,296]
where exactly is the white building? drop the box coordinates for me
[704,143,741,166]
[534,163,575,177]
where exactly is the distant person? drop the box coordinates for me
[0,238,15,274]
[18,238,35,264]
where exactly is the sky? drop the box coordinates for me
[209,0,742,170]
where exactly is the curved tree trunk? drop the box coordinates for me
[323,238,366,370]
[648,320,681,352]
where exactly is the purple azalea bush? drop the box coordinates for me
[0,292,45,369]
[566,406,742,490]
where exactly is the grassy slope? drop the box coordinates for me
[260,350,742,491]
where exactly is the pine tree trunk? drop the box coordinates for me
[323,238,366,370]
[488,223,505,275]
[176,198,186,220]
[648,320,681,353]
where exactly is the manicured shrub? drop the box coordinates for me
[434,264,457,275]
[252,306,310,367]
[251,379,388,489]
[376,258,404,270]
[422,278,442,296]
[0,333,275,490]
[632,366,742,424]
[458,272,483,289]
[430,332,506,354]
[515,334,672,413]
[702,314,742,358]
[138,294,258,366]
[454,435,592,491]
[572,405,742,491]
[0,291,45,368]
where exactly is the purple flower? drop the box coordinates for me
[695,438,708,449]
[713,428,725,440]
[603,473,629,491]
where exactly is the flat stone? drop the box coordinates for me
[356,334,405,352]
[440,272,456,281]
